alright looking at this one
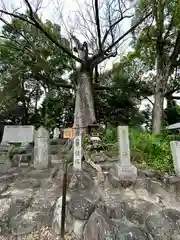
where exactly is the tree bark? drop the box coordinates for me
[152,73,164,134]
[73,70,96,129]
[152,0,165,134]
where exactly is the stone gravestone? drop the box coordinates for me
[170,141,180,177]
[73,128,82,170]
[34,126,50,169]
[53,128,60,139]
[109,126,137,186]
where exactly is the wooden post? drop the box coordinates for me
[60,160,68,239]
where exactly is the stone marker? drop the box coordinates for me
[114,126,137,184]
[34,127,50,169]
[73,128,82,170]
[2,125,35,143]
[53,128,60,139]
[118,126,131,166]
[170,141,180,177]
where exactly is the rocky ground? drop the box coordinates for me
[1,149,180,239]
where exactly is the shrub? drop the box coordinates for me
[101,126,173,173]
[130,129,173,172]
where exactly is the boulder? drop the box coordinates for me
[115,225,148,240]
[68,170,94,192]
[84,210,114,240]
[146,214,173,240]
[10,211,45,236]
[97,198,127,220]
[68,191,99,220]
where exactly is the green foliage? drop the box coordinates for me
[0,15,74,126]
[95,59,150,126]
[130,129,173,172]
[101,126,174,172]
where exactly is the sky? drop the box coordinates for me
[0,0,133,70]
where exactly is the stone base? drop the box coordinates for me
[117,164,137,181]
[0,157,12,174]
[108,163,137,188]
[12,154,32,167]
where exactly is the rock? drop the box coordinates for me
[68,170,93,192]
[52,196,73,234]
[82,161,97,178]
[169,176,180,184]
[139,169,156,178]
[97,198,127,220]
[108,167,120,188]
[169,176,180,193]
[146,214,173,239]
[25,168,55,180]
[134,177,151,191]
[0,198,11,220]
[31,188,59,210]
[12,154,32,167]
[12,178,40,189]
[171,233,180,240]
[0,183,8,194]
[115,225,148,240]
[73,219,86,239]
[68,191,99,220]
[84,210,114,240]
[10,211,45,236]
[126,199,156,225]
[0,158,12,174]
[91,152,109,163]
[8,193,32,218]
[0,172,18,183]
[162,208,180,222]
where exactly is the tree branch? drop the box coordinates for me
[145,97,154,106]
[170,30,180,67]
[23,0,82,63]
[94,0,102,50]
[164,13,174,40]
[102,14,133,46]
[0,0,82,64]
[0,10,36,26]
[106,11,152,52]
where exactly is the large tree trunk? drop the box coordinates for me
[152,0,166,134]
[152,65,169,134]
[152,74,164,134]
[73,70,96,129]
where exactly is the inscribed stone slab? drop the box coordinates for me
[2,125,35,143]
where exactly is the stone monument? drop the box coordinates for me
[170,141,180,177]
[109,126,137,187]
[53,128,60,139]
[117,126,137,183]
[34,126,50,169]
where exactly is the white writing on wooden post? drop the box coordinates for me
[73,128,82,170]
